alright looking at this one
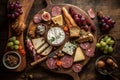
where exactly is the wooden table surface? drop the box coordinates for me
[0,0,120,80]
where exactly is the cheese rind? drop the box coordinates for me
[52,15,63,26]
[74,47,85,62]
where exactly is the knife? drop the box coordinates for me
[30,48,59,66]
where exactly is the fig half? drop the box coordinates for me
[41,11,51,21]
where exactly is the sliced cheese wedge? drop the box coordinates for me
[37,43,49,54]
[32,37,45,50]
[52,15,63,26]
[74,47,85,62]
[41,46,53,56]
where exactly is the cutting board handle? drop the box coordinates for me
[69,72,80,80]
[46,0,52,8]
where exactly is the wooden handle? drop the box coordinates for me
[46,0,52,5]
[30,56,47,66]
[45,0,52,9]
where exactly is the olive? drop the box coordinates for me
[97,60,105,68]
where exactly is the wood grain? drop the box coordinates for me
[0,0,120,80]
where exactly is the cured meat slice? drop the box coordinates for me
[87,8,95,19]
[72,63,82,73]
[85,48,95,57]
[52,6,61,17]
[61,55,73,68]
[80,42,90,50]
[46,58,57,69]
[33,13,41,24]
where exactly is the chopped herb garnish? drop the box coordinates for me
[71,41,78,48]
[50,37,55,42]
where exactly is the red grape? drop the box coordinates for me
[84,25,89,31]
[7,0,23,20]
[69,7,77,17]
[78,14,82,18]
[74,14,80,22]
[98,14,115,32]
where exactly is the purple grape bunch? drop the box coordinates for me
[69,7,96,32]
[99,16,115,32]
[7,0,23,20]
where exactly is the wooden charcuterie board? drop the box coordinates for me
[5,0,34,72]
[27,0,97,80]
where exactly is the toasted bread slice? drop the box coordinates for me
[70,26,80,37]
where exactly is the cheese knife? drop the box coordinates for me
[30,48,59,66]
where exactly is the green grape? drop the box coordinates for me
[109,40,115,45]
[14,45,19,50]
[106,38,111,44]
[108,47,113,53]
[96,43,101,48]
[104,45,109,51]
[14,40,20,45]
[104,36,109,41]
[12,36,16,41]
[101,39,105,41]
[7,42,14,47]
[101,42,106,47]
[100,41,104,45]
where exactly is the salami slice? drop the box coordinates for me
[85,48,95,57]
[46,58,57,69]
[52,6,61,17]
[33,13,41,24]
[72,63,82,73]
[80,42,90,50]
[61,55,73,68]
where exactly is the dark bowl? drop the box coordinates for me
[95,55,118,75]
[3,51,21,69]
[97,34,116,53]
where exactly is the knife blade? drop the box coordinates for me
[30,48,59,66]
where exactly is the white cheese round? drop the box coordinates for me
[47,27,65,46]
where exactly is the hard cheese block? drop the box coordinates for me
[32,37,45,50]
[74,47,85,62]
[52,15,63,26]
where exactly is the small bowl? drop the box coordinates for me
[95,55,118,75]
[97,34,116,53]
[3,51,21,70]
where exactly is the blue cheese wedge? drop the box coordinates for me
[74,47,85,62]
[62,42,76,55]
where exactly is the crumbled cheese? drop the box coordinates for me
[62,42,76,55]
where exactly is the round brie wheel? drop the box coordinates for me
[47,27,65,46]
